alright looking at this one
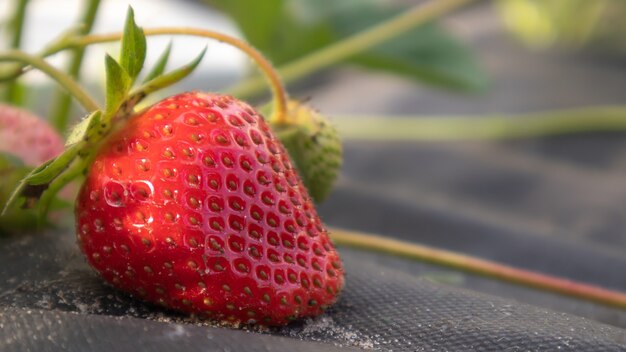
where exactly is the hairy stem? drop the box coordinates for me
[50,0,101,132]
[1,0,474,121]
[37,158,84,227]
[0,51,100,112]
[333,106,626,141]
[71,27,289,123]
[330,227,626,310]
[3,0,30,104]
[228,0,479,99]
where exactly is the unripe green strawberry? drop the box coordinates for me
[273,101,342,203]
[75,92,344,326]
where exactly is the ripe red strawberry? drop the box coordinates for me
[75,91,344,326]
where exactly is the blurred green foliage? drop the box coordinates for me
[498,0,626,52]
[0,152,71,236]
[205,0,487,92]
[0,153,38,235]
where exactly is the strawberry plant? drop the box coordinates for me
[0,7,345,326]
[1,0,625,334]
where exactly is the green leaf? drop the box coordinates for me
[352,24,487,91]
[270,0,379,64]
[120,6,147,81]
[330,4,486,92]
[207,0,486,91]
[203,0,334,65]
[65,110,102,146]
[142,41,172,83]
[131,47,206,98]
[203,0,284,53]
[104,54,131,116]
[262,18,334,65]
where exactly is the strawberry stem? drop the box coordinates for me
[0,50,100,112]
[50,0,102,133]
[227,0,478,100]
[71,28,290,124]
[36,158,84,227]
[3,0,30,104]
[332,106,626,141]
[330,227,626,310]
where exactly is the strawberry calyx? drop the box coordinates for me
[272,100,342,203]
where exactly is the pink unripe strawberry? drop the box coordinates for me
[0,104,65,235]
[0,104,64,166]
